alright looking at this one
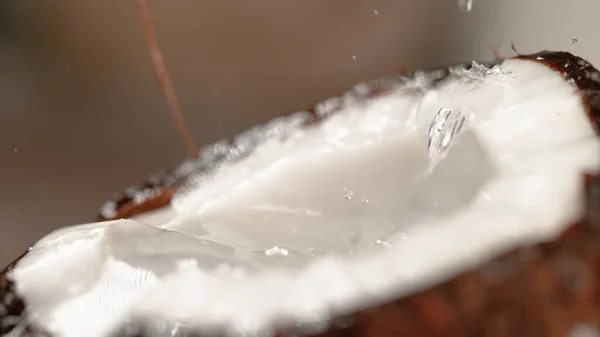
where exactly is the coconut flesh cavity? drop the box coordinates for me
[6,57,600,337]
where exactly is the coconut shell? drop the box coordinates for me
[3,51,600,337]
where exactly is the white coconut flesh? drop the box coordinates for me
[8,58,600,337]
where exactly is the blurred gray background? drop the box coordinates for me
[1,0,599,267]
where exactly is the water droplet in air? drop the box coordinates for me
[13,148,17,152]
[571,37,579,44]
[373,9,379,15]
[341,188,354,200]
[360,196,370,203]
[352,55,357,61]
[428,108,465,161]
[264,246,290,257]
[458,0,473,12]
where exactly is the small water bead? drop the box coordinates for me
[264,246,290,257]
[352,55,357,61]
[341,188,354,200]
[360,195,370,204]
[375,239,392,249]
[307,247,329,255]
[571,37,579,44]
[373,9,379,15]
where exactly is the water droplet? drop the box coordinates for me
[360,195,370,203]
[375,239,392,249]
[373,9,379,15]
[536,56,545,61]
[341,188,354,200]
[571,37,579,44]
[427,107,465,161]
[458,0,473,12]
[352,55,357,61]
[308,247,329,255]
[13,148,17,152]
[399,232,409,240]
[264,245,290,257]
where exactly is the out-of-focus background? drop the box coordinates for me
[0,0,599,267]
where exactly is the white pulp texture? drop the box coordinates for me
[8,59,600,337]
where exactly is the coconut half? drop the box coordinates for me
[2,51,600,337]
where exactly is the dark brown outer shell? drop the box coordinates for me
[2,51,600,337]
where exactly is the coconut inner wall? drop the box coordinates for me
[8,58,600,337]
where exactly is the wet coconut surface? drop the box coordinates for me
[2,51,600,337]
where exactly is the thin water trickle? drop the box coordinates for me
[458,0,473,12]
[427,108,466,161]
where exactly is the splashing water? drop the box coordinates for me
[427,108,466,161]
[453,61,512,83]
